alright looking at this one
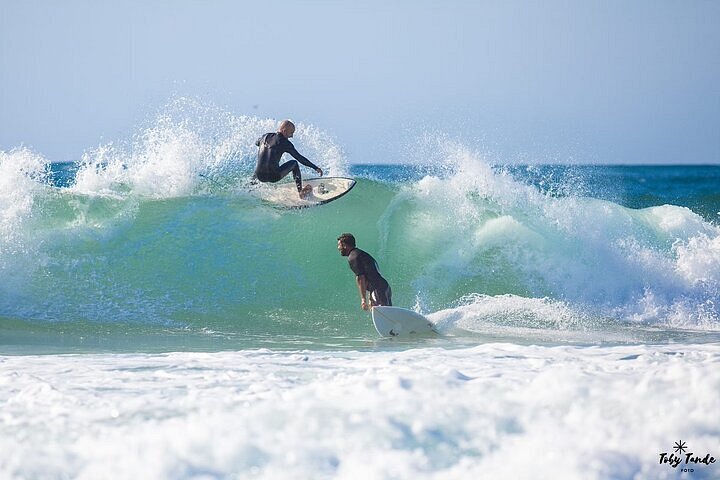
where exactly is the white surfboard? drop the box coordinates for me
[371,306,437,337]
[255,177,356,209]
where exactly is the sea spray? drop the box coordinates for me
[0,147,50,250]
[377,137,720,330]
[72,97,348,199]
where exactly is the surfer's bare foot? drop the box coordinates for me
[299,184,312,199]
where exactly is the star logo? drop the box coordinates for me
[673,440,688,455]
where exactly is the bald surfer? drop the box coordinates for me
[254,120,323,199]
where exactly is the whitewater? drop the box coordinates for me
[1,100,719,479]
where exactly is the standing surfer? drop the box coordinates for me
[253,120,323,199]
[337,233,392,310]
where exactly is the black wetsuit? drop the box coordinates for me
[347,248,392,306]
[254,132,319,191]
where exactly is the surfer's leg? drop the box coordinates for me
[254,170,281,183]
[370,286,392,307]
[278,160,303,191]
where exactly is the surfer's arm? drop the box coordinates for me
[287,144,322,174]
[356,275,369,311]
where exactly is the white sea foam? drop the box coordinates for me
[388,139,720,329]
[1,344,718,479]
[0,147,50,250]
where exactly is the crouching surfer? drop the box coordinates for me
[337,233,392,310]
[253,120,323,199]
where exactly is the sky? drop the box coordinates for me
[1,0,719,165]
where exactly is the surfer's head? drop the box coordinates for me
[278,120,295,138]
[337,233,356,256]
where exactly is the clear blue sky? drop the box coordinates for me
[1,0,719,164]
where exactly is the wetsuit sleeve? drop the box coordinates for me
[255,136,263,147]
[285,141,319,171]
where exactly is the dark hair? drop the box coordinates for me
[337,233,356,247]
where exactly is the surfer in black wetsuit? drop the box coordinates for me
[254,120,323,199]
[337,233,392,310]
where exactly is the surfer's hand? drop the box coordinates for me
[316,167,324,177]
[361,298,369,310]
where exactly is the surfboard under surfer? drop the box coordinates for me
[337,233,392,310]
[253,120,323,199]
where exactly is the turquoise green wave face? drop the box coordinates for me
[3,167,719,341]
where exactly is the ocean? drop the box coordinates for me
[1,109,719,479]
